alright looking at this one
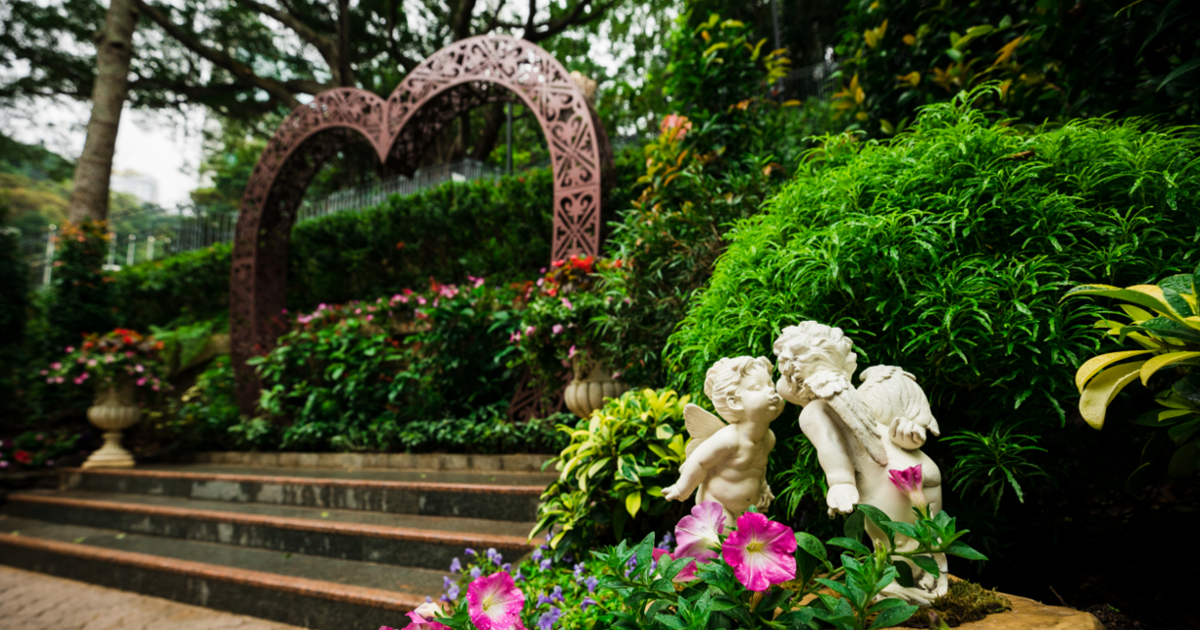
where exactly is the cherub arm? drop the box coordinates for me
[662,428,737,502]
[799,400,860,516]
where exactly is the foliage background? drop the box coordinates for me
[829,0,1200,139]
[669,92,1200,622]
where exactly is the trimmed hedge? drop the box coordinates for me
[113,159,643,331]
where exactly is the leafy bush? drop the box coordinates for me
[597,14,817,387]
[670,93,1200,514]
[251,279,524,451]
[831,0,1200,138]
[513,254,625,396]
[533,388,690,555]
[287,168,555,310]
[0,429,92,470]
[111,243,232,330]
[169,354,246,451]
[0,202,28,420]
[1066,271,1200,478]
[37,220,116,357]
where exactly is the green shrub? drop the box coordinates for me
[0,203,28,420]
[669,92,1200,512]
[112,243,232,330]
[287,168,556,310]
[533,388,691,555]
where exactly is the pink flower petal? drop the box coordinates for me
[674,501,726,559]
[467,571,525,630]
[722,512,796,591]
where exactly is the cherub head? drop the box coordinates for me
[773,323,858,402]
[704,356,783,425]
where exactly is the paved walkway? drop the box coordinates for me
[0,566,307,630]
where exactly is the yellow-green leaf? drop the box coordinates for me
[703,42,729,57]
[1075,350,1154,392]
[587,457,611,478]
[625,491,642,517]
[1080,361,1146,429]
[1140,351,1200,385]
[1119,304,1155,323]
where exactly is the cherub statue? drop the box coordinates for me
[661,356,785,525]
[773,322,947,604]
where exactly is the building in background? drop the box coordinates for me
[110,169,158,203]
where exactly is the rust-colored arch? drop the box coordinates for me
[230,35,612,412]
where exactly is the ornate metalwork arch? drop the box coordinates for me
[230,35,612,412]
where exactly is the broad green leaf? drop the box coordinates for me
[1121,317,1200,344]
[625,491,642,517]
[1140,351,1200,385]
[1168,441,1199,477]
[844,508,866,540]
[869,602,920,629]
[1064,284,1181,319]
[1136,409,1195,427]
[827,537,871,555]
[944,541,988,560]
[892,560,915,587]
[911,555,940,578]
[1079,360,1146,429]
[1167,417,1200,445]
[1075,350,1153,392]
[587,457,612,478]
[795,531,827,561]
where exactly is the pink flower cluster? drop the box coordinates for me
[388,570,526,630]
[660,501,797,592]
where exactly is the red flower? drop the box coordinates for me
[14,450,32,464]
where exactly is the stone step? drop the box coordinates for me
[63,464,556,521]
[0,515,434,630]
[187,451,554,472]
[6,490,534,571]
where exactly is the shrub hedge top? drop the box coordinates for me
[668,92,1200,432]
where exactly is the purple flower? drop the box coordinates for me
[443,576,454,590]
[657,532,674,550]
[537,606,561,630]
[446,583,460,601]
[545,531,553,542]
[464,548,476,556]
[531,549,543,562]
[449,558,462,573]
[585,576,598,593]
[572,563,585,578]
[550,586,563,603]
[501,563,511,572]
[470,567,482,579]
[515,569,524,582]
[580,596,598,611]
[537,593,551,606]
[539,559,551,571]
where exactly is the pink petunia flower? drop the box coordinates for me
[50,362,62,370]
[722,512,797,591]
[137,377,147,387]
[561,297,573,310]
[552,324,564,335]
[467,571,525,630]
[673,501,726,581]
[888,465,928,515]
[417,296,427,305]
[398,602,450,630]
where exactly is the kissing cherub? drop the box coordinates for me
[661,356,784,524]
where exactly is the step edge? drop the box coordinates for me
[9,493,536,549]
[62,467,550,495]
[0,531,426,611]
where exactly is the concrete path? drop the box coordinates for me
[0,566,308,630]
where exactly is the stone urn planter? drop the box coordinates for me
[82,380,140,468]
[563,359,631,418]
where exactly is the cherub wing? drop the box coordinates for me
[683,404,727,458]
[805,370,889,466]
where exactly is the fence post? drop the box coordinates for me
[147,235,156,260]
[127,234,137,266]
[42,224,56,286]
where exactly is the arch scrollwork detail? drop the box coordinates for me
[231,35,612,413]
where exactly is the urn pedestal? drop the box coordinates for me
[82,382,140,469]
[563,360,630,418]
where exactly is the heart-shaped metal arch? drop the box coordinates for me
[230,35,613,412]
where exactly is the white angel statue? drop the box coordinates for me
[773,321,948,604]
[661,356,785,525]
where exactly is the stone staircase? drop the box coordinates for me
[0,457,555,629]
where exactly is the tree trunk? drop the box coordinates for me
[68,0,138,223]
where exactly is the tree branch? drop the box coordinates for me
[134,0,303,109]
[525,0,616,42]
[231,0,341,81]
